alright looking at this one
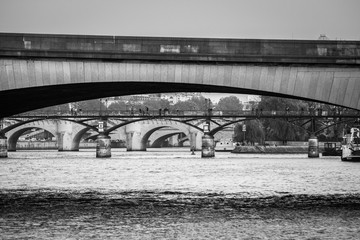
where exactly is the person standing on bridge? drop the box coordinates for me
[164,108,169,116]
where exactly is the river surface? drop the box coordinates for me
[1,148,360,239]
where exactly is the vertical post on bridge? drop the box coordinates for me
[96,120,111,158]
[202,99,215,158]
[308,118,319,158]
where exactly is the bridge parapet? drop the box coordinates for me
[1,33,359,64]
[10,109,360,119]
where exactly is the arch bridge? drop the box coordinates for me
[2,110,359,152]
[1,33,360,118]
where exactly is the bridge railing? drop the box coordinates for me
[10,109,360,118]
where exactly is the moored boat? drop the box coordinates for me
[341,127,360,161]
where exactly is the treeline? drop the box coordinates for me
[233,96,354,144]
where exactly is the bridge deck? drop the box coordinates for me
[1,33,359,65]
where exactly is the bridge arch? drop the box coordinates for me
[1,33,360,118]
[151,131,183,148]
[6,120,59,151]
[124,119,203,151]
[5,119,94,151]
[2,61,360,118]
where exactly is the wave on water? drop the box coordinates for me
[2,189,360,210]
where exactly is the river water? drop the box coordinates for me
[1,148,360,239]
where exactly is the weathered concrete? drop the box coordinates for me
[201,134,215,158]
[308,136,320,158]
[0,134,7,158]
[1,33,360,118]
[96,134,111,158]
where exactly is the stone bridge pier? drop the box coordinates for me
[125,122,145,151]
[56,121,86,151]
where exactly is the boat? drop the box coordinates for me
[215,139,235,152]
[341,127,360,161]
[322,142,341,156]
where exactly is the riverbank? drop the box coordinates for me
[15,141,125,150]
[232,145,309,154]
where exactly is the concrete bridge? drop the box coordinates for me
[1,33,360,118]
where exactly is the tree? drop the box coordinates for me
[33,103,69,113]
[107,101,127,111]
[172,96,207,111]
[215,96,243,113]
[142,99,171,110]
[77,99,106,111]
[257,96,308,143]
[233,120,265,145]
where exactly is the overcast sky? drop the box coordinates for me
[0,0,359,40]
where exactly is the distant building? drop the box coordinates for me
[160,93,201,105]
[318,34,329,40]
[113,94,160,104]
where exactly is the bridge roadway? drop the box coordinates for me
[1,33,360,118]
[2,110,359,152]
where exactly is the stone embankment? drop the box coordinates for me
[232,145,309,154]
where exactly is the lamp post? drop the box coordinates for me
[242,124,246,144]
[96,98,111,158]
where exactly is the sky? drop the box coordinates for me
[1,0,359,102]
[1,0,359,40]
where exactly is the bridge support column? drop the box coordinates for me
[57,132,79,151]
[201,134,215,158]
[0,134,7,158]
[96,133,111,158]
[189,132,202,151]
[7,139,16,152]
[56,121,81,151]
[126,131,146,151]
[308,135,319,158]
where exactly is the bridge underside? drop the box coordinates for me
[1,59,360,117]
[1,81,274,117]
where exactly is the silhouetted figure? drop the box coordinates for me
[164,108,169,115]
[191,146,195,155]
